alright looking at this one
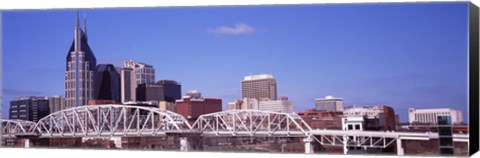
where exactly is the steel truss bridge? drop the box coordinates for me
[0,104,470,155]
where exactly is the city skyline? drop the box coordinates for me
[2,2,469,122]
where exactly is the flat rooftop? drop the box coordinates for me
[243,74,274,81]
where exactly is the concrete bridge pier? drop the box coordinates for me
[24,138,30,148]
[179,133,203,151]
[396,139,404,156]
[13,138,31,148]
[303,135,314,154]
[343,135,348,154]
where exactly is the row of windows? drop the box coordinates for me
[242,86,275,90]
[344,112,379,116]
[65,80,93,90]
[135,68,155,74]
[65,98,89,107]
[414,112,450,123]
[66,92,91,99]
[136,75,155,81]
[346,124,361,130]
[65,72,94,82]
[67,61,89,70]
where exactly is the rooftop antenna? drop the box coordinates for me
[83,12,88,42]
[74,9,80,52]
[83,12,87,34]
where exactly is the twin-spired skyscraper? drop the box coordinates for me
[65,11,97,109]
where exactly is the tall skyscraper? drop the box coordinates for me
[136,83,163,101]
[120,67,136,103]
[124,60,155,85]
[92,64,121,103]
[135,80,181,102]
[65,11,97,109]
[157,80,181,103]
[241,74,277,100]
[48,95,65,113]
[315,96,344,112]
[9,96,50,122]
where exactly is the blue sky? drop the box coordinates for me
[2,2,470,122]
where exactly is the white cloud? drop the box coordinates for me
[207,23,255,35]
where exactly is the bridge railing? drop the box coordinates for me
[1,107,470,147]
[191,109,312,137]
[1,119,37,138]
[34,104,191,137]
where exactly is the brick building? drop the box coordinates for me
[343,105,397,131]
[297,109,343,129]
[176,91,222,124]
[87,99,116,105]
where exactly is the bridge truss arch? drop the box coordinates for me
[1,119,37,138]
[192,109,312,137]
[35,104,191,138]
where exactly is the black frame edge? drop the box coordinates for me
[469,1,479,156]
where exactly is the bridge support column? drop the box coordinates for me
[303,135,314,154]
[396,139,404,156]
[179,133,202,151]
[23,138,30,148]
[343,135,348,154]
[180,137,191,151]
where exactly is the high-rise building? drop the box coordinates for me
[9,96,50,122]
[136,80,182,103]
[92,64,121,103]
[315,96,344,112]
[241,98,259,110]
[65,11,97,109]
[176,91,222,124]
[186,90,202,99]
[241,74,277,100]
[227,98,261,110]
[88,99,116,105]
[136,83,163,101]
[408,108,463,124]
[124,60,155,85]
[120,67,136,103]
[258,97,293,113]
[158,101,176,112]
[157,80,181,103]
[48,95,65,113]
[227,99,243,110]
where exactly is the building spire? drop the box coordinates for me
[74,9,81,107]
[83,12,87,34]
[76,10,79,28]
[74,10,80,52]
[83,12,88,42]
